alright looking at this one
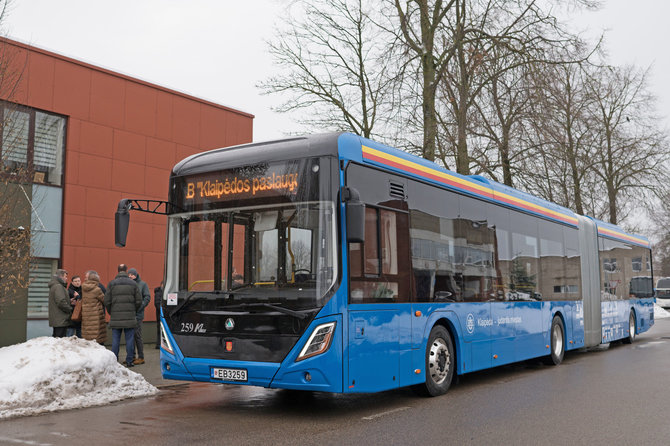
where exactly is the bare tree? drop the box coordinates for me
[393,0,456,162]
[587,64,669,224]
[648,192,670,277]
[521,60,597,215]
[260,0,398,138]
[397,0,594,175]
[469,45,534,186]
[0,36,31,312]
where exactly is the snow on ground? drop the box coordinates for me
[0,336,158,420]
[655,304,670,319]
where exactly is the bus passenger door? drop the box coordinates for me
[344,164,412,392]
[347,307,401,392]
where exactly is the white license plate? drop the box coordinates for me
[211,367,248,382]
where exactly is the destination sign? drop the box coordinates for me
[171,158,330,211]
[177,161,311,208]
[185,172,300,201]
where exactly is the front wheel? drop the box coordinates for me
[543,315,564,366]
[413,325,455,397]
[623,311,636,344]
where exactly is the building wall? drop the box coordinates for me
[0,38,253,344]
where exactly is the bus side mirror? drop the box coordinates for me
[115,199,131,247]
[343,187,365,243]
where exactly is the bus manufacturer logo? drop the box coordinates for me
[466,314,475,334]
[225,318,235,331]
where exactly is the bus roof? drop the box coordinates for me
[592,218,650,248]
[170,132,649,248]
[338,133,580,228]
[340,133,649,248]
[171,133,341,177]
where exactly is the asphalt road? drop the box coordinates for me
[4,319,670,446]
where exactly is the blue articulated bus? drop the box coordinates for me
[115,133,654,396]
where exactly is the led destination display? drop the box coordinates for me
[174,159,323,210]
[185,172,300,200]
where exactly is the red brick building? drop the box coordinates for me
[0,37,253,346]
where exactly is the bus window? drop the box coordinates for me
[457,197,498,302]
[184,218,229,291]
[539,220,567,301]
[599,237,627,300]
[409,209,457,302]
[257,229,279,282]
[364,208,380,275]
[187,220,215,291]
[380,210,398,275]
[289,227,313,281]
[510,212,540,300]
[563,226,582,300]
[349,207,409,303]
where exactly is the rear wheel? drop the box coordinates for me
[413,325,454,397]
[543,315,564,365]
[623,311,636,344]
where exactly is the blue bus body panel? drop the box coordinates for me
[601,298,654,343]
[269,314,343,392]
[409,301,585,375]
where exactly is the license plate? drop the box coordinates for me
[211,367,248,382]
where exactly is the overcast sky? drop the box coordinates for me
[3,0,669,144]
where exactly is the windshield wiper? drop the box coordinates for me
[169,291,232,318]
[226,302,310,320]
[252,303,310,319]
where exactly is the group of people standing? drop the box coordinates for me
[48,263,153,368]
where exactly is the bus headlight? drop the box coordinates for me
[296,322,336,362]
[160,321,175,355]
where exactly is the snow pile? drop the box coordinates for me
[655,304,670,319]
[0,337,158,420]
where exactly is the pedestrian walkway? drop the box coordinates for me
[124,344,186,388]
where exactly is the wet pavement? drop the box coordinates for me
[3,322,670,445]
[124,343,185,388]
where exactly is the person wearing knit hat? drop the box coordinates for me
[128,268,151,365]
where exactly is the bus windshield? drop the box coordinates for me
[170,201,337,309]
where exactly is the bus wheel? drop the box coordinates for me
[413,325,454,397]
[623,311,636,344]
[544,315,564,366]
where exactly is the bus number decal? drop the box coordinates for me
[180,322,206,333]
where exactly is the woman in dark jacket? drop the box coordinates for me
[67,275,82,338]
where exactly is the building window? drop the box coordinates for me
[27,258,58,319]
[1,103,66,186]
[631,257,642,272]
[2,108,29,166]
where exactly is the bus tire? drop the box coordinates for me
[623,311,636,344]
[543,315,564,366]
[413,325,454,397]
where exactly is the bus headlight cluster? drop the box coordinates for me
[296,322,336,361]
[160,321,175,355]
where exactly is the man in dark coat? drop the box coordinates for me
[104,264,142,367]
[48,269,72,337]
[128,267,151,365]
